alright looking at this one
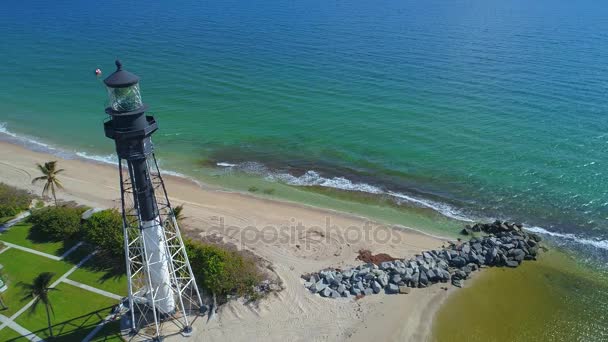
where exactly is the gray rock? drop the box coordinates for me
[312,280,328,293]
[391,274,402,284]
[451,256,467,268]
[372,281,382,294]
[411,272,419,287]
[342,269,353,278]
[378,274,389,287]
[419,271,429,287]
[427,269,437,282]
[452,270,467,280]
[337,284,346,294]
[363,288,374,296]
[452,279,463,288]
[472,243,483,253]
[387,283,399,294]
[505,260,519,268]
[321,287,332,297]
[372,269,385,276]
[356,281,364,291]
[380,261,394,270]
[399,286,411,294]
[330,290,341,298]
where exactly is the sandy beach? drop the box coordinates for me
[0,140,456,341]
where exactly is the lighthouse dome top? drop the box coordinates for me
[103,60,140,88]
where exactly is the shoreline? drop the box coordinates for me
[2,124,606,259]
[0,140,459,341]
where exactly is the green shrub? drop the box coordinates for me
[29,206,84,241]
[0,183,32,217]
[81,209,124,260]
[185,240,263,301]
[262,188,275,195]
[248,186,259,192]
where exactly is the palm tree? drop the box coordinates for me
[32,161,64,206]
[20,272,56,338]
[172,204,186,226]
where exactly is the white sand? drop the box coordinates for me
[0,141,458,341]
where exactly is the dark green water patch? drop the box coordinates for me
[432,250,608,341]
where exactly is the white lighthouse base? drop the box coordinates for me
[142,218,175,314]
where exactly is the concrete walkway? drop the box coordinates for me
[62,279,122,301]
[1,240,82,262]
[82,313,115,342]
[0,217,121,341]
[59,241,83,260]
[0,314,43,341]
[1,242,61,261]
[0,211,30,232]
[5,251,98,325]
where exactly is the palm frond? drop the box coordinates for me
[36,163,48,175]
[31,176,47,185]
[53,179,64,190]
[28,297,41,316]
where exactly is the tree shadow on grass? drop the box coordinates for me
[25,226,79,257]
[70,251,126,284]
[5,305,117,342]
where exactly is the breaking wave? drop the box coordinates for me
[217,160,607,254]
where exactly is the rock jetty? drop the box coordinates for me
[302,221,542,298]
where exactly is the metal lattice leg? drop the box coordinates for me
[118,154,204,340]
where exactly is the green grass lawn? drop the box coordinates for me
[0,222,78,256]
[67,254,127,297]
[0,326,27,341]
[0,249,73,316]
[15,282,118,342]
[0,216,14,225]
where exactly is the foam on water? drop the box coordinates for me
[0,122,199,186]
[2,122,606,258]
[0,122,57,152]
[75,151,118,165]
[223,159,608,255]
[525,226,608,251]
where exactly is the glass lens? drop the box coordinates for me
[107,84,143,112]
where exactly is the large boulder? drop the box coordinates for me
[311,280,328,293]
[450,256,467,268]
[372,281,382,294]
[419,271,429,288]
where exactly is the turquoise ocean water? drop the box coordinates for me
[1,1,608,337]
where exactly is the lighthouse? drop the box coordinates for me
[102,60,203,340]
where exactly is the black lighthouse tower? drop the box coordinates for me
[102,60,204,340]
